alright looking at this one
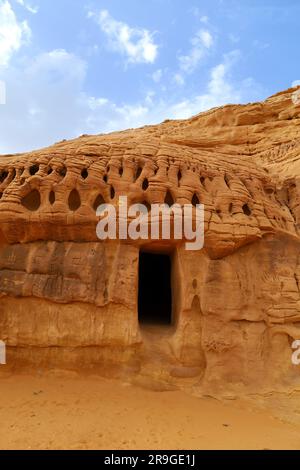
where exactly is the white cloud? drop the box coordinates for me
[179,29,214,73]
[15,0,38,14]
[200,30,213,48]
[0,48,88,152]
[97,49,259,123]
[292,80,300,87]
[0,0,31,66]
[85,50,261,130]
[27,49,87,83]
[88,97,109,110]
[88,9,158,64]
[87,100,149,132]
[168,51,245,119]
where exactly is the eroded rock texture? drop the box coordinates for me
[1,86,300,393]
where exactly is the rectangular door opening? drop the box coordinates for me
[138,251,172,326]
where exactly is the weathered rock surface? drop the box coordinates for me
[1,86,300,393]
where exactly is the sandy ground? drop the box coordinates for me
[0,373,300,450]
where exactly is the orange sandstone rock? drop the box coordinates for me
[1,86,300,393]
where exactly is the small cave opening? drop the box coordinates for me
[165,191,174,207]
[49,190,55,205]
[192,193,200,206]
[68,189,81,211]
[142,178,149,191]
[29,164,39,176]
[242,203,252,216]
[93,194,105,211]
[21,189,41,211]
[81,168,89,180]
[0,171,8,183]
[138,252,172,326]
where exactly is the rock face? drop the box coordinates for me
[1,86,300,393]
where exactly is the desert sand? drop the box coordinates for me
[0,372,300,450]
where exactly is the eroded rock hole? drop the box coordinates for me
[29,164,39,176]
[0,171,8,182]
[135,167,143,181]
[49,191,55,205]
[142,178,149,191]
[21,190,41,211]
[192,194,200,206]
[224,174,230,188]
[110,186,115,200]
[200,176,206,190]
[58,166,67,178]
[81,168,89,179]
[138,252,172,326]
[68,189,81,211]
[165,191,174,206]
[93,194,105,211]
[265,187,274,195]
[243,204,252,216]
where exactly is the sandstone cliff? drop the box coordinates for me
[1,86,300,394]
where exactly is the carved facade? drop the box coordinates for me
[1,87,300,392]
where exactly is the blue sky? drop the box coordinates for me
[0,0,299,153]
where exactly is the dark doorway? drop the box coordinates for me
[138,252,172,326]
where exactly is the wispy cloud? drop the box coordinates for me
[88,9,158,65]
[178,29,214,74]
[15,0,38,14]
[190,7,209,24]
[0,0,31,67]
[169,50,252,119]
[173,27,214,86]
[83,50,260,130]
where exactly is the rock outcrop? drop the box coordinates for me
[1,86,300,393]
